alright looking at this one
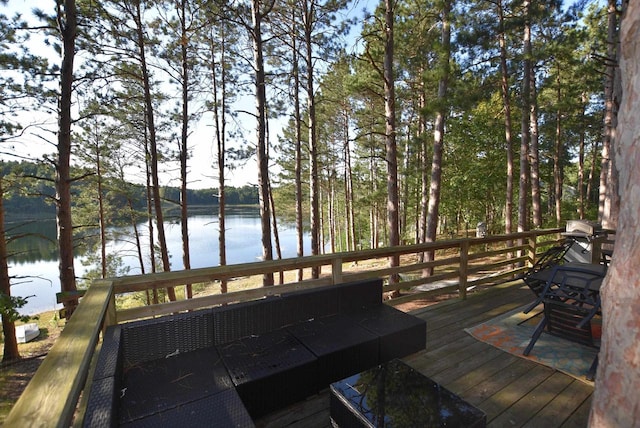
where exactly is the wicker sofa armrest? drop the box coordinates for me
[83,325,122,428]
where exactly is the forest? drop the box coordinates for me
[0,0,623,361]
[0,160,259,218]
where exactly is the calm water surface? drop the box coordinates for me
[10,210,310,315]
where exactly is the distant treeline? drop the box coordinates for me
[1,160,259,218]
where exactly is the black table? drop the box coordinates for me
[330,359,486,427]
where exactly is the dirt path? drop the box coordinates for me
[0,314,63,424]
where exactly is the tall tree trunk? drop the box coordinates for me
[0,173,20,362]
[268,178,284,284]
[598,0,618,225]
[303,0,321,278]
[383,0,400,283]
[587,139,599,206]
[344,117,356,252]
[424,0,451,276]
[530,71,542,228]
[578,93,587,219]
[328,171,336,253]
[56,0,78,316]
[126,197,145,274]
[554,106,563,226]
[590,2,638,423]
[178,0,192,298]
[94,130,107,278]
[291,8,304,281]
[134,0,176,300]
[401,130,411,241]
[211,26,228,293]
[553,65,563,227]
[251,0,274,286]
[518,0,532,235]
[602,0,622,230]
[145,136,159,304]
[497,0,514,264]
[418,83,428,260]
[369,139,378,249]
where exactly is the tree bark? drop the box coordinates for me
[598,0,618,226]
[553,66,563,227]
[497,0,514,261]
[0,173,20,362]
[211,25,228,293]
[133,0,176,300]
[424,0,451,276]
[383,0,400,283]
[418,83,428,258]
[601,0,622,230]
[344,115,356,252]
[178,0,192,298]
[530,71,542,228]
[94,128,107,278]
[303,0,321,279]
[251,0,274,286]
[56,0,78,316]
[518,0,532,236]
[590,2,639,424]
[369,140,379,249]
[291,8,304,281]
[578,93,587,219]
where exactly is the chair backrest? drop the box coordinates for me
[523,240,574,296]
[541,265,603,305]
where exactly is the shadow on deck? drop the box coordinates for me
[256,280,593,428]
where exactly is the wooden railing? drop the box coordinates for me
[5,228,574,427]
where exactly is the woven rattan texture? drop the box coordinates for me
[120,388,255,428]
[119,346,232,424]
[122,310,214,366]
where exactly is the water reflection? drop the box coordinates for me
[6,219,59,263]
[331,360,487,427]
[7,208,310,315]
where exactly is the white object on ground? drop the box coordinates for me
[15,323,40,343]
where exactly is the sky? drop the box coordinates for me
[1,0,373,190]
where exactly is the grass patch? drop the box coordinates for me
[0,310,66,424]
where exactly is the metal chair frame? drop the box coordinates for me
[523,265,603,381]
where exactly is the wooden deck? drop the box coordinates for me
[256,280,594,427]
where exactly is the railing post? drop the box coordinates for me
[528,232,537,268]
[332,257,343,284]
[104,289,117,328]
[459,240,469,300]
[591,235,605,264]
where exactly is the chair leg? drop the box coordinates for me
[586,355,599,381]
[524,316,547,356]
[518,309,542,325]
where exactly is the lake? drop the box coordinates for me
[9,207,311,315]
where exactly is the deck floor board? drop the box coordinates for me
[255,280,594,427]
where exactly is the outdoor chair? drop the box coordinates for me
[523,265,603,381]
[522,239,574,297]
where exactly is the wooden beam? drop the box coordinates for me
[4,280,113,428]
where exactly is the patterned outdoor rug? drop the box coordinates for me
[465,304,600,384]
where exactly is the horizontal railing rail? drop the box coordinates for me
[7,227,584,427]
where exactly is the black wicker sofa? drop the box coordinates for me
[83,278,427,427]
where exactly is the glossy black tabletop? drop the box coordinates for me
[330,359,486,427]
